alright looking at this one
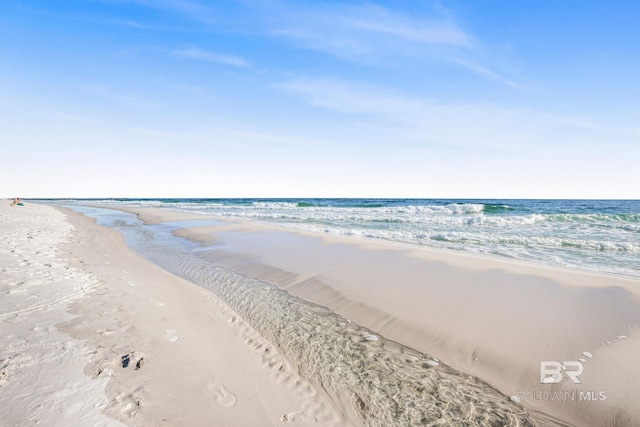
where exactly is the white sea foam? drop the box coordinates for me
[72,199,640,278]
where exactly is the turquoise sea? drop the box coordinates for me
[56,198,640,278]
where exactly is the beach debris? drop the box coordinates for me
[135,357,145,370]
[616,335,627,339]
[578,358,586,363]
[509,395,521,403]
[121,354,131,368]
[582,351,593,358]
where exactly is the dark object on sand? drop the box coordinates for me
[121,354,130,368]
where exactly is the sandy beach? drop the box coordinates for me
[2,201,639,426]
[118,206,640,427]
[0,202,346,426]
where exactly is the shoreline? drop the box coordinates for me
[68,204,537,426]
[57,206,348,426]
[107,205,640,427]
[0,202,347,426]
[108,204,640,284]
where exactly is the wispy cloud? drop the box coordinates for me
[111,0,218,24]
[171,48,251,68]
[453,58,524,90]
[268,2,471,59]
[102,0,520,88]
[102,18,195,32]
[341,5,470,46]
[276,78,422,115]
[255,1,520,88]
[107,18,150,29]
[275,76,626,150]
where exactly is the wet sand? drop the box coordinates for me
[122,206,640,427]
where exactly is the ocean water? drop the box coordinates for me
[68,198,640,278]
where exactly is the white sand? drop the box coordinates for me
[0,202,348,426]
[0,202,125,427]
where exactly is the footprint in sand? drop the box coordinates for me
[208,383,237,408]
[165,329,179,342]
[0,372,9,388]
[281,411,317,423]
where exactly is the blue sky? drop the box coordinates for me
[1,0,639,198]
